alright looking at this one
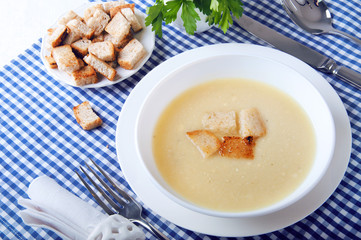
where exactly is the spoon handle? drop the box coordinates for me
[329,28,361,46]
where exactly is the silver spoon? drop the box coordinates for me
[282,0,361,45]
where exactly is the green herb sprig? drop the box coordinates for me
[145,0,244,38]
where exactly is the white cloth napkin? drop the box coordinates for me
[18,175,107,240]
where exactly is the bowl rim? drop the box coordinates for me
[134,52,336,218]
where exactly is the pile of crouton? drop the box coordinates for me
[186,108,267,159]
[45,0,147,86]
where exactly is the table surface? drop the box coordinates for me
[1,0,361,239]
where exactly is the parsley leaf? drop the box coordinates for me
[164,0,182,24]
[181,1,201,35]
[145,0,166,38]
[210,0,219,11]
[208,0,244,33]
[193,0,212,15]
[145,0,243,38]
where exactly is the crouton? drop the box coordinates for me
[121,7,142,32]
[239,108,266,138]
[117,38,146,70]
[52,45,81,72]
[202,111,237,134]
[44,55,57,69]
[47,25,67,47]
[92,33,105,43]
[62,28,81,45]
[219,136,254,159]
[77,58,85,68]
[109,3,135,18]
[73,101,102,130]
[88,41,115,61]
[105,12,130,40]
[84,53,116,81]
[104,31,133,49]
[58,10,83,26]
[107,60,118,68]
[71,39,92,57]
[186,130,221,158]
[71,66,98,86]
[67,19,94,39]
[86,9,111,36]
[103,0,126,14]
[84,4,104,21]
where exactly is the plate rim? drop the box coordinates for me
[40,2,155,88]
[115,43,351,237]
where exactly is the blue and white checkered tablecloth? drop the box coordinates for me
[1,0,361,239]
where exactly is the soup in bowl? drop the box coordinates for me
[135,54,335,218]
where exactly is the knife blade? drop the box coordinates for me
[234,15,361,89]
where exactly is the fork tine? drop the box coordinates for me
[80,165,124,214]
[90,158,133,202]
[75,170,113,215]
[84,162,127,206]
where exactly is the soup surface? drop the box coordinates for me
[152,79,316,212]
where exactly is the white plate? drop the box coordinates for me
[116,43,351,237]
[41,2,155,88]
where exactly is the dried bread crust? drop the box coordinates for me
[71,65,98,86]
[239,108,266,138]
[73,101,102,130]
[84,53,116,81]
[219,136,254,159]
[186,130,221,158]
[117,38,147,70]
[52,45,81,72]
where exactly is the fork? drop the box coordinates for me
[75,158,169,240]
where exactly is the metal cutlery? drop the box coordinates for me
[234,14,361,89]
[281,0,361,45]
[76,158,169,240]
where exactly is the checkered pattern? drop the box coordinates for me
[1,0,361,239]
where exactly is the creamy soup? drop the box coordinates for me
[152,79,316,212]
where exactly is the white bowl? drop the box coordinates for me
[135,51,335,218]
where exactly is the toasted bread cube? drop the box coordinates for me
[67,19,94,39]
[63,18,95,45]
[107,60,118,68]
[73,101,102,130]
[103,0,126,14]
[52,45,81,72]
[47,25,67,47]
[105,12,130,40]
[239,108,266,138]
[92,33,105,43]
[88,41,115,61]
[109,3,135,18]
[202,111,237,134]
[117,38,146,70]
[71,39,92,57]
[84,4,105,21]
[62,28,81,45]
[58,10,83,25]
[121,7,142,32]
[219,136,254,159]
[104,31,133,49]
[78,59,85,71]
[71,66,98,86]
[44,55,57,69]
[84,53,116,81]
[186,130,221,158]
[86,9,111,36]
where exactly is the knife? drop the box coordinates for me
[234,15,361,89]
